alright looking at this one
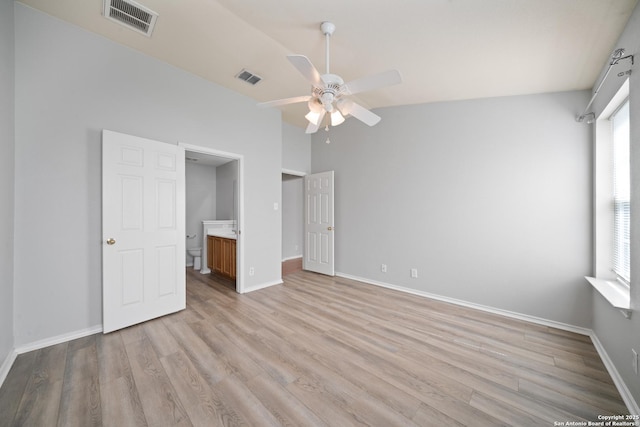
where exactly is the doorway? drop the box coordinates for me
[281,169,336,277]
[180,143,244,293]
[282,170,305,276]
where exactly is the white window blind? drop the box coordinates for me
[612,100,630,284]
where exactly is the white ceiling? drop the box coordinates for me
[17,0,638,128]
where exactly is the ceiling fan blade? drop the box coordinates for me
[257,95,311,108]
[343,69,402,95]
[339,100,381,126]
[287,55,323,88]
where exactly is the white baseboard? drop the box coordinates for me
[0,348,18,388]
[335,272,591,336]
[0,324,103,389]
[242,279,283,293]
[590,333,639,415]
[15,324,103,355]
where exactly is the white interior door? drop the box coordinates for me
[304,171,335,276]
[102,130,186,333]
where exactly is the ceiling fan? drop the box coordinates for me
[258,21,402,134]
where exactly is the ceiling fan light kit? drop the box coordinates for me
[305,110,323,126]
[331,109,345,126]
[258,21,402,135]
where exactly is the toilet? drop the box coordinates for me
[187,247,202,270]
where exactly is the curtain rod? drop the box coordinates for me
[576,48,634,123]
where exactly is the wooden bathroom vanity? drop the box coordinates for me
[207,235,236,281]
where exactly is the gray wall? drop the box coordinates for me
[14,4,282,345]
[0,0,15,366]
[281,123,309,261]
[216,161,237,221]
[282,175,303,260]
[185,162,216,254]
[282,122,311,174]
[589,1,640,407]
[312,90,592,327]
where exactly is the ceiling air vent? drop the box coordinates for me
[236,69,262,86]
[103,0,158,37]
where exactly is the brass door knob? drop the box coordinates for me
[106,238,116,245]
[327,226,334,231]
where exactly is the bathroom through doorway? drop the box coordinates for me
[180,143,244,293]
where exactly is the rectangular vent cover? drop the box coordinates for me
[103,0,158,37]
[236,69,262,86]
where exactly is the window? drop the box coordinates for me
[612,99,630,285]
[588,80,631,315]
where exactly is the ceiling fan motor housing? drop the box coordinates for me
[317,73,344,111]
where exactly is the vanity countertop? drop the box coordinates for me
[207,230,237,240]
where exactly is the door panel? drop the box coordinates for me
[157,245,177,296]
[102,130,185,333]
[303,171,335,276]
[121,249,144,305]
[307,232,318,263]
[157,179,177,229]
[121,176,143,230]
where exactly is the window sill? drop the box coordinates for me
[585,276,632,319]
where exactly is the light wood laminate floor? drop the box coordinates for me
[0,269,629,426]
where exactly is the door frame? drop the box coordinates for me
[282,168,306,177]
[282,169,307,275]
[179,142,245,293]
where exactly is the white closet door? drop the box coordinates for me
[303,171,335,276]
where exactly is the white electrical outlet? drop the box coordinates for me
[633,349,638,375]
[381,264,387,273]
[249,267,255,276]
[411,268,418,278]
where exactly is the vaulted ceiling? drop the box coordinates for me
[17,0,639,127]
